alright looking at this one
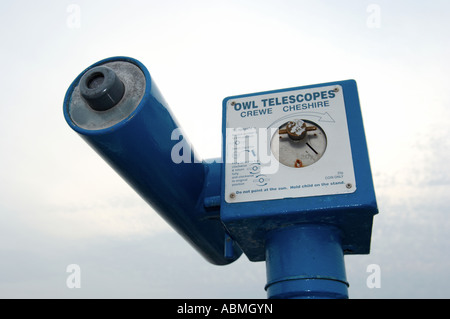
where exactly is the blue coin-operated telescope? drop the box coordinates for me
[63,57,378,299]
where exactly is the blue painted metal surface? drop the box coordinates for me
[220,80,378,298]
[265,224,348,299]
[64,57,377,299]
[63,57,241,265]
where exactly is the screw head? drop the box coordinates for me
[346,183,352,189]
[229,193,236,199]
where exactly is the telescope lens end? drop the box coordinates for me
[80,66,125,111]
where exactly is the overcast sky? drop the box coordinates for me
[0,0,449,298]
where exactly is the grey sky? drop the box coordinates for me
[0,0,449,298]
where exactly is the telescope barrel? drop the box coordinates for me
[63,57,241,265]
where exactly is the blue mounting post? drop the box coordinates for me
[265,224,348,299]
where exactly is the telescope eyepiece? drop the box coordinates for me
[79,66,125,111]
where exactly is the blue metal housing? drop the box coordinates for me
[63,57,241,265]
[220,80,378,262]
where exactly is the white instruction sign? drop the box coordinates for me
[224,84,356,203]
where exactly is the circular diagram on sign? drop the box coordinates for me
[270,119,327,168]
